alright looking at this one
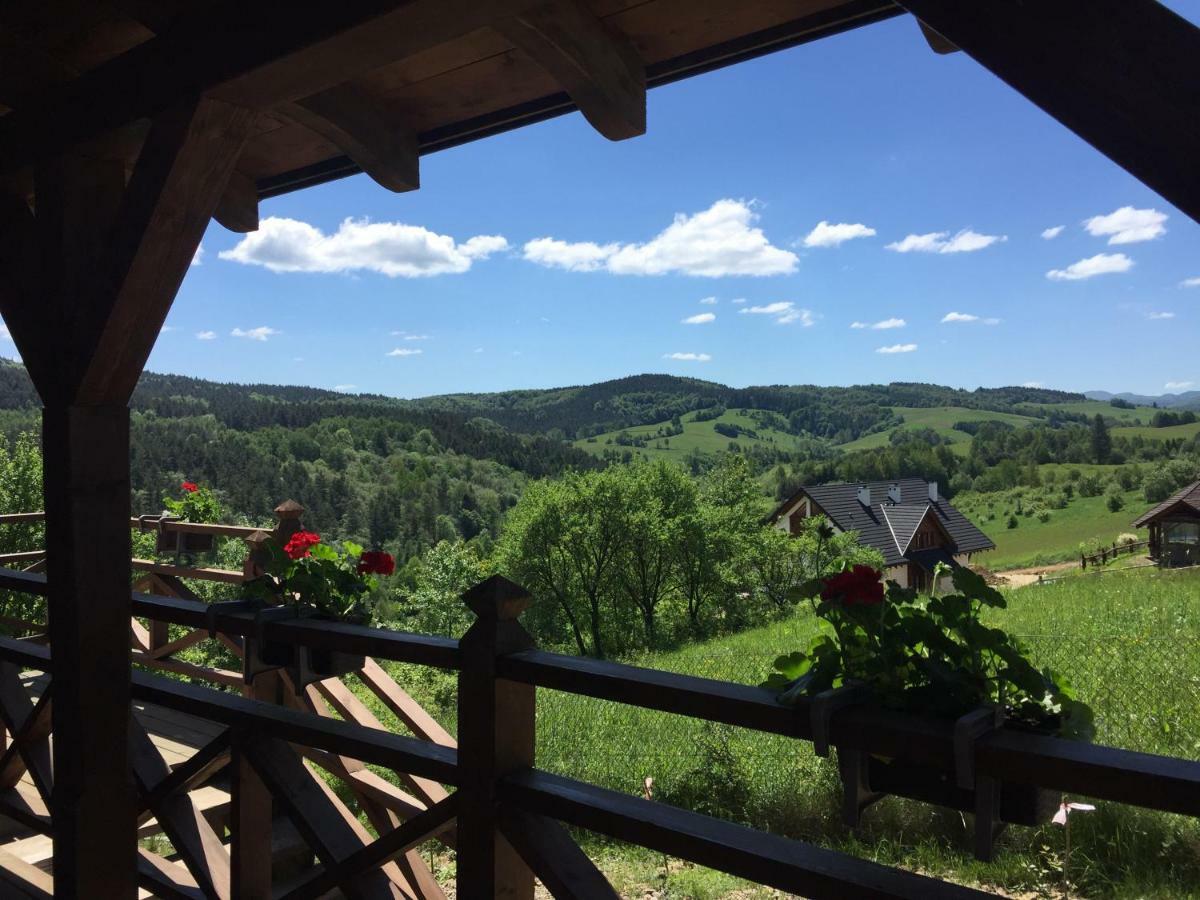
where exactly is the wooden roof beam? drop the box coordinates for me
[283,84,419,193]
[213,169,259,233]
[897,0,1200,224]
[0,0,539,176]
[495,0,646,141]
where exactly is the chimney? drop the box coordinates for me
[857,485,871,506]
[887,482,901,504]
[928,481,939,503]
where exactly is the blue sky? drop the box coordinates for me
[146,5,1199,399]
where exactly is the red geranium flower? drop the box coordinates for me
[358,550,395,576]
[821,565,885,606]
[181,481,199,493]
[283,530,321,560]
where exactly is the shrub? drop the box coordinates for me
[1105,491,1125,513]
[1116,532,1139,546]
[1078,474,1104,498]
[1037,510,1051,523]
[1007,514,1019,529]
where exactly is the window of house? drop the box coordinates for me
[1165,522,1200,545]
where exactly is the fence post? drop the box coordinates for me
[456,575,536,899]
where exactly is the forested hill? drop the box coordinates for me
[411,374,1085,442]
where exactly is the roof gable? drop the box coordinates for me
[774,478,995,566]
[1132,480,1200,528]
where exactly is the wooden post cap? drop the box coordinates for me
[244,529,272,548]
[273,499,305,520]
[462,575,532,621]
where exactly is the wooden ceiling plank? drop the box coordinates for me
[284,84,419,193]
[0,0,537,176]
[897,0,1200,224]
[495,0,645,141]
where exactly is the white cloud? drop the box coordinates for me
[876,343,918,354]
[473,347,484,353]
[1041,226,1064,240]
[0,324,11,341]
[522,237,616,272]
[739,301,813,326]
[731,297,747,304]
[802,221,876,248]
[1022,381,1043,388]
[663,352,712,362]
[1046,252,1133,281]
[231,326,278,341]
[195,330,216,340]
[941,311,1001,325]
[852,317,905,330]
[886,229,1005,254]
[191,244,204,266]
[699,296,718,305]
[1147,311,1176,320]
[1165,381,1194,391]
[333,384,356,392]
[523,199,796,277]
[219,216,508,277]
[159,325,175,333]
[1180,277,1200,288]
[386,348,424,357]
[682,312,716,325]
[1083,206,1166,245]
[404,334,430,341]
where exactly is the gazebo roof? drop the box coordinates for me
[1,0,1198,221]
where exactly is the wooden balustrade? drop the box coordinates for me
[0,506,1196,895]
[0,558,1197,897]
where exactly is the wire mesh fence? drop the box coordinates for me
[535,623,1200,828]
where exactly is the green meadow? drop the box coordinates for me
[370,568,1200,898]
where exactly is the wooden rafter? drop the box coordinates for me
[495,0,645,141]
[898,0,1200,223]
[212,169,260,233]
[0,0,539,175]
[283,84,419,193]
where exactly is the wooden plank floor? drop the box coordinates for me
[0,672,234,896]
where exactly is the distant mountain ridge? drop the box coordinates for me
[1085,389,1200,409]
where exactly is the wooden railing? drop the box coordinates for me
[1081,538,1151,569]
[0,548,1198,897]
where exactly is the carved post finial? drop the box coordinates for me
[243,529,272,579]
[272,499,305,543]
[461,574,532,622]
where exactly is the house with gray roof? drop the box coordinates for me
[768,477,995,591]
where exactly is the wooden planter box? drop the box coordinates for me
[240,604,364,689]
[823,697,1064,861]
[155,529,214,556]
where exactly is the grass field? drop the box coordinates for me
[371,568,1200,897]
[957,487,1147,570]
[838,405,1042,452]
[1113,420,1200,442]
[573,408,802,461]
[1016,399,1153,425]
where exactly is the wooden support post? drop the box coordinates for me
[231,734,272,900]
[273,499,305,545]
[42,404,138,897]
[456,575,537,900]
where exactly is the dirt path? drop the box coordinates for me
[992,561,1079,588]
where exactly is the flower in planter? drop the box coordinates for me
[163,480,222,523]
[358,550,396,576]
[246,532,392,623]
[820,565,884,606]
[283,530,321,559]
[763,565,1095,741]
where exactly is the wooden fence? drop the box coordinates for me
[0,512,1196,897]
[1081,538,1151,569]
